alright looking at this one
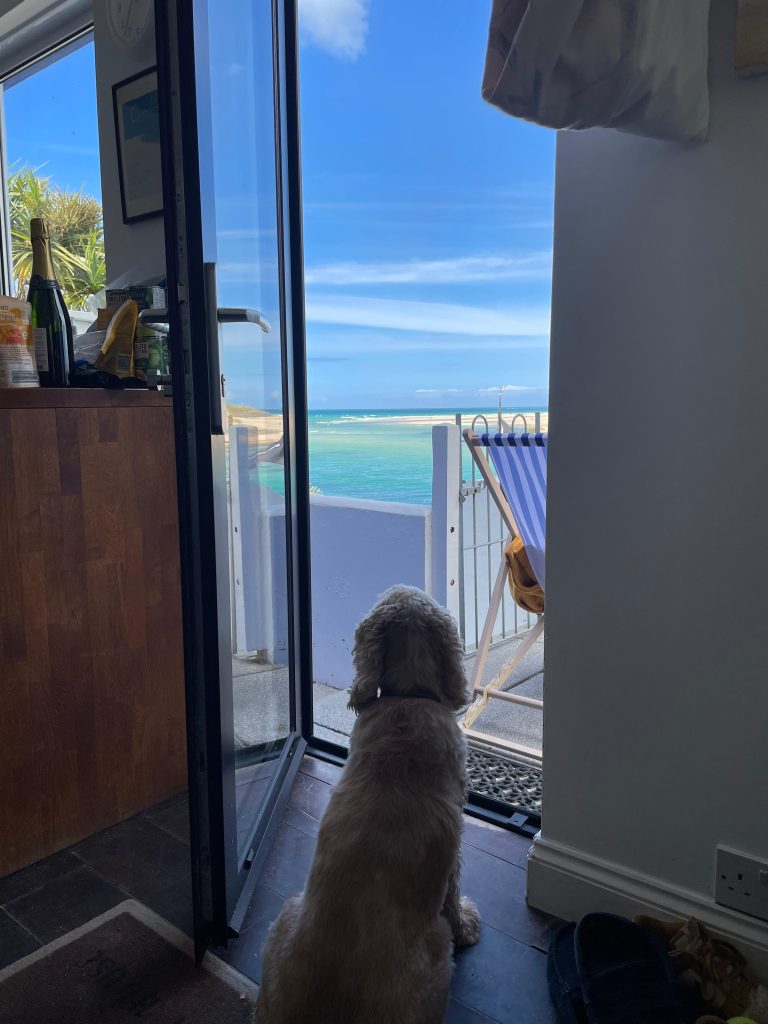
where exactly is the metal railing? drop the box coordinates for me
[455,410,545,652]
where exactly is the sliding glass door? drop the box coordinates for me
[155,0,311,957]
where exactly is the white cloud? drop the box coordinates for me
[477,384,536,392]
[305,253,551,286]
[305,294,550,337]
[299,0,369,60]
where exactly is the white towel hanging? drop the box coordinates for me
[482,0,712,143]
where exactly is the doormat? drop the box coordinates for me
[0,900,258,1024]
[467,745,543,816]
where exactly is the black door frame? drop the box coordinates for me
[155,0,312,959]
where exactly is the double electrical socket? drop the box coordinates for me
[715,845,768,923]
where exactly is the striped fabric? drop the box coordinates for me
[479,433,547,589]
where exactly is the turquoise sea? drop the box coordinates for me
[259,408,547,505]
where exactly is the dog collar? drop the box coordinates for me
[378,688,442,703]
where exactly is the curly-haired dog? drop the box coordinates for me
[257,586,480,1024]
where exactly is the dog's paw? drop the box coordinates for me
[454,896,481,947]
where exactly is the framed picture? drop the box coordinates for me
[112,67,163,223]
[736,0,768,76]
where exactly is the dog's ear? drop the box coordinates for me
[347,603,389,712]
[434,605,470,711]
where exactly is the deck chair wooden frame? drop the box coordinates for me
[461,428,545,761]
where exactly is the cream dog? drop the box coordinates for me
[257,586,480,1024]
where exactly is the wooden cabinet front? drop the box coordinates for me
[0,390,186,877]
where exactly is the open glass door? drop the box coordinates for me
[155,0,311,958]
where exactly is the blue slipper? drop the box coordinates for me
[575,913,685,1023]
[547,922,589,1023]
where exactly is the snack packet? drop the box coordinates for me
[94,300,138,378]
[0,296,38,388]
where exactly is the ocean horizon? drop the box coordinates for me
[253,407,548,505]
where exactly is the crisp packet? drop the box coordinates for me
[0,295,38,388]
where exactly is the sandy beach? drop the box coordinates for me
[227,404,284,445]
[226,404,548,440]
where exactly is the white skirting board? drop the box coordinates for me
[527,833,768,982]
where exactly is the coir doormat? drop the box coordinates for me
[0,900,258,1024]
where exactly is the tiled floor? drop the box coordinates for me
[0,756,560,1023]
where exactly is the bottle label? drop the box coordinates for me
[33,328,49,372]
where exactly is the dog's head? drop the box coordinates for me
[348,585,469,713]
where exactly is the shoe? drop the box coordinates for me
[575,913,685,1023]
[547,922,589,1023]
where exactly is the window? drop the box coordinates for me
[2,36,104,322]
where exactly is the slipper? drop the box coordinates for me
[547,922,589,1023]
[575,913,685,1023]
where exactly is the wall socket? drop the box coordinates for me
[715,845,768,922]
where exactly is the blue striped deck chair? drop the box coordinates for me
[461,429,547,759]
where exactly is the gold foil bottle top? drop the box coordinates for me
[30,218,49,240]
[30,218,56,281]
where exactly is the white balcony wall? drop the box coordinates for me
[232,425,481,690]
[264,496,431,688]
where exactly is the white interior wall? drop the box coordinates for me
[92,1,164,282]
[530,0,768,968]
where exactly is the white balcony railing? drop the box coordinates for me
[228,414,547,688]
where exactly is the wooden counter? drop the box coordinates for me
[0,388,187,877]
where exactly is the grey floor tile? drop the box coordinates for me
[281,803,323,839]
[444,997,500,1023]
[0,906,40,969]
[215,884,286,985]
[461,818,533,869]
[141,875,194,937]
[459,844,557,950]
[144,793,190,845]
[451,923,555,1024]
[298,756,344,787]
[5,865,126,944]
[74,814,190,899]
[0,850,82,906]
[257,823,317,900]
[285,771,334,822]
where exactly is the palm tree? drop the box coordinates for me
[8,165,106,309]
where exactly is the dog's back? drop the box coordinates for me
[257,702,467,1024]
[258,586,474,1024]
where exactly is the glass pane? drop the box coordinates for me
[207,0,292,858]
[3,40,104,322]
[298,0,554,775]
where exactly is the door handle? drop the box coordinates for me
[140,306,270,332]
[217,308,271,333]
[139,280,272,432]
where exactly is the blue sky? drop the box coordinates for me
[4,42,102,199]
[2,4,555,410]
[296,0,555,409]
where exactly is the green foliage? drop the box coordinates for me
[9,165,106,309]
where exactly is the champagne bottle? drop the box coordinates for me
[27,218,74,387]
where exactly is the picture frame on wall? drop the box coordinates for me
[113,67,163,223]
